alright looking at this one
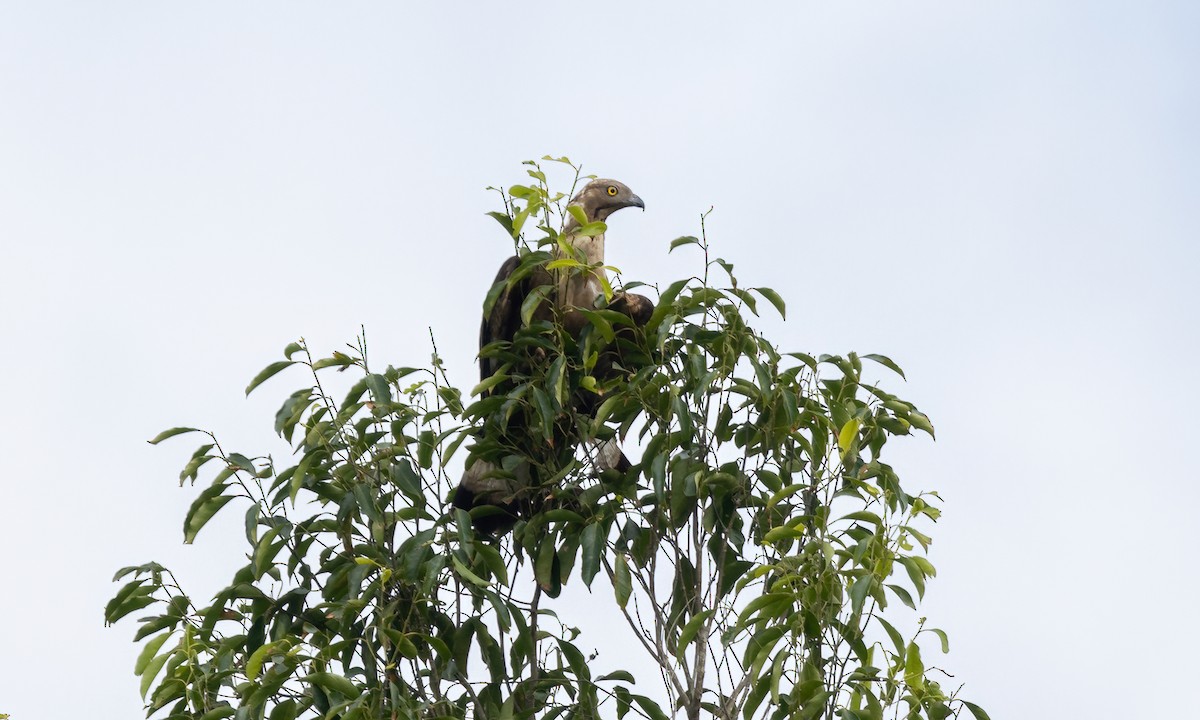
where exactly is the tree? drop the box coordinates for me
[107,158,989,720]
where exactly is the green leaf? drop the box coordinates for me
[531,387,556,443]
[104,579,153,624]
[568,205,589,227]
[902,524,933,551]
[752,287,786,319]
[366,373,392,404]
[735,593,792,626]
[541,509,584,524]
[675,609,714,662]
[487,210,514,235]
[134,632,173,675]
[669,236,700,252]
[417,429,435,469]
[576,221,607,237]
[613,553,632,608]
[908,409,936,438]
[476,542,509,586]
[863,353,906,380]
[452,556,490,587]
[727,287,759,315]
[631,694,669,720]
[226,453,257,474]
[133,612,178,642]
[268,700,298,720]
[521,285,552,327]
[471,369,510,398]
[899,556,929,599]
[306,672,361,699]
[875,616,905,659]
[581,523,603,588]
[925,627,950,653]
[395,633,419,659]
[288,450,319,505]
[597,670,636,683]
[139,650,171,699]
[535,539,557,592]
[838,418,861,455]
[199,707,237,720]
[311,351,355,370]
[546,258,583,271]
[246,639,289,681]
[886,583,917,610]
[578,308,616,343]
[183,484,233,544]
[849,574,872,614]
[765,483,806,510]
[615,686,632,720]
[769,649,787,703]
[962,702,992,720]
[482,276,509,317]
[511,206,531,237]
[763,525,805,544]
[147,427,201,445]
[597,272,615,302]
[245,361,296,396]
[904,642,925,689]
[646,279,688,334]
[840,510,882,526]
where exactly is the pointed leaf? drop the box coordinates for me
[614,553,632,608]
[452,556,490,588]
[134,633,173,675]
[245,361,295,396]
[863,353,906,380]
[521,286,552,327]
[487,211,514,235]
[305,672,360,700]
[183,484,233,544]
[752,287,786,319]
[597,670,635,683]
[962,702,992,720]
[838,418,861,455]
[646,279,688,334]
[139,651,171,699]
[669,236,700,252]
[675,609,714,662]
[568,205,589,227]
[631,695,669,720]
[581,523,603,588]
[925,627,950,653]
[904,642,925,689]
[147,427,201,445]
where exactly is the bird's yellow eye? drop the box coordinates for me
[607,186,618,196]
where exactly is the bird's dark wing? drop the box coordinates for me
[479,255,525,388]
[455,255,529,532]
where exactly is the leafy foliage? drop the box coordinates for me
[108,158,986,720]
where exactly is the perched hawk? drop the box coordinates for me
[453,178,653,533]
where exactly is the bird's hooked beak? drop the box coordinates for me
[628,194,645,211]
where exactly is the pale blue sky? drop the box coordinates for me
[1,2,1197,718]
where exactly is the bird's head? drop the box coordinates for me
[569,179,645,224]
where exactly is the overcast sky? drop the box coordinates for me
[2,2,1197,718]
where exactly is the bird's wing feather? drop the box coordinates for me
[479,255,524,387]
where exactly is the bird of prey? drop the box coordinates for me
[453,178,653,533]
